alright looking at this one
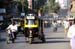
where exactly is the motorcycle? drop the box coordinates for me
[6,29,15,44]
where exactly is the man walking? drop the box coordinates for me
[67,18,75,49]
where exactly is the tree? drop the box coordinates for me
[34,0,46,15]
[43,0,60,14]
[20,0,28,12]
[13,0,28,14]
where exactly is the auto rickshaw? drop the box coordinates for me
[23,14,45,44]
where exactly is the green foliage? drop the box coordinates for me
[20,0,28,7]
[37,0,45,8]
[43,0,60,13]
[17,0,28,13]
[50,3,60,12]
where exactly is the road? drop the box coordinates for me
[0,26,71,49]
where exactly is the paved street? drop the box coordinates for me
[0,27,70,49]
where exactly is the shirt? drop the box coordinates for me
[67,24,75,38]
[7,24,18,33]
[52,22,58,27]
[63,21,69,29]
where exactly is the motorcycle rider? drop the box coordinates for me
[6,20,18,43]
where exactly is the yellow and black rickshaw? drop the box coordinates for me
[23,14,45,43]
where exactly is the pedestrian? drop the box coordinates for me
[52,20,58,32]
[6,20,18,43]
[63,19,70,34]
[67,18,75,49]
[53,11,58,19]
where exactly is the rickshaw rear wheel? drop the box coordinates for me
[40,33,46,43]
[38,34,46,43]
[41,37,46,43]
[40,35,45,43]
